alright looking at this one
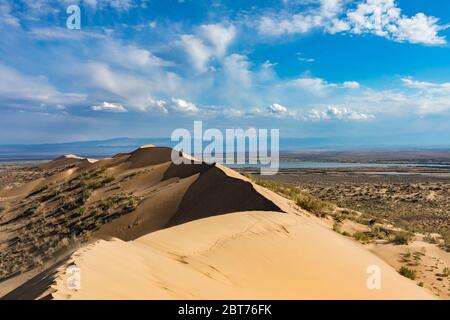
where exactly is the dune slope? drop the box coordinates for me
[49,211,433,300]
[0,145,436,299]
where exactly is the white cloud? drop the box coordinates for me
[179,34,212,73]
[200,24,236,57]
[86,63,150,100]
[0,63,85,108]
[399,77,450,114]
[0,2,19,27]
[82,61,183,112]
[257,0,448,45]
[346,0,447,45]
[223,54,252,87]
[169,98,199,113]
[28,27,106,40]
[308,106,373,120]
[402,77,450,94]
[342,81,360,89]
[179,23,236,73]
[297,52,315,63]
[91,101,128,112]
[262,60,278,69]
[105,43,173,69]
[268,103,289,114]
[291,77,361,94]
[146,97,168,113]
[258,13,322,36]
[292,77,337,94]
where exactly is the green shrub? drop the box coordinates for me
[295,193,330,217]
[101,176,115,184]
[399,266,417,280]
[393,232,412,245]
[353,232,369,243]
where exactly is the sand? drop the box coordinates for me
[0,145,438,299]
[50,211,433,299]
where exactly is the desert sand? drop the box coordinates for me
[0,146,436,299]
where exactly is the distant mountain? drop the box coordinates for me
[1,137,449,160]
[0,138,173,160]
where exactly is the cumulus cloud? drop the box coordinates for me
[146,97,168,113]
[169,98,199,113]
[257,0,448,45]
[91,101,128,112]
[268,103,289,114]
[346,0,447,45]
[179,23,236,73]
[308,106,373,120]
[342,81,360,89]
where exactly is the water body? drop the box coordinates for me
[228,162,450,169]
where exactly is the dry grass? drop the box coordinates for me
[0,168,139,280]
[254,178,332,217]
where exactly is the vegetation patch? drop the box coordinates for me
[399,266,417,280]
[0,168,139,281]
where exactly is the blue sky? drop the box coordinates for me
[1,0,450,146]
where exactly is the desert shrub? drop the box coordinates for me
[254,180,297,199]
[79,188,92,204]
[353,232,369,243]
[123,197,138,212]
[78,206,87,216]
[295,193,331,217]
[400,251,411,262]
[443,267,450,277]
[255,179,332,217]
[101,176,115,184]
[332,222,341,233]
[27,184,48,197]
[370,226,392,240]
[392,232,413,245]
[423,234,438,244]
[399,266,416,280]
[441,232,450,251]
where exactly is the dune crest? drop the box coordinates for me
[0,145,435,300]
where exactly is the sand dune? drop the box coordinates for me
[0,145,436,299]
[50,211,433,300]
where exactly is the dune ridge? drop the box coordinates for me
[0,146,435,299]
